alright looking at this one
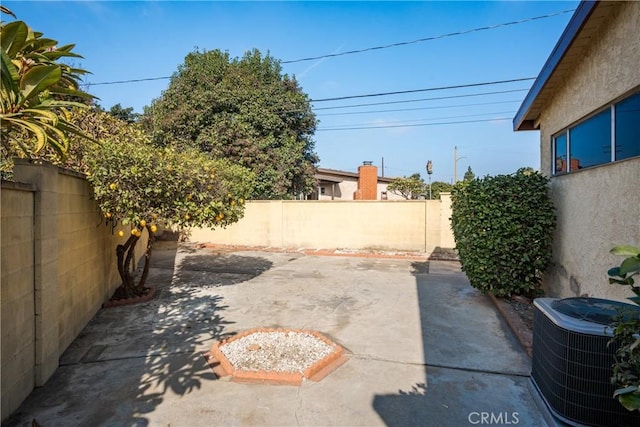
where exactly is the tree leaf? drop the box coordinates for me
[611,245,640,257]
[18,65,61,107]
[1,21,29,58]
[620,257,640,276]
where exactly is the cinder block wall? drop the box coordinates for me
[1,161,147,422]
[188,197,454,253]
[1,182,36,420]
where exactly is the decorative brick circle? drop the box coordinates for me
[102,287,156,308]
[206,327,347,385]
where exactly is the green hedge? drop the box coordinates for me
[450,168,556,297]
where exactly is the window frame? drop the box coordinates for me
[550,90,640,176]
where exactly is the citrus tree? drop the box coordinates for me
[388,173,426,199]
[1,9,95,163]
[76,110,254,299]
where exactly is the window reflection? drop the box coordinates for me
[569,109,611,170]
[554,133,567,174]
[615,92,640,161]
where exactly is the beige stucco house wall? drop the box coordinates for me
[514,1,640,301]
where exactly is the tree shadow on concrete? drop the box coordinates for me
[2,244,274,427]
[129,247,274,425]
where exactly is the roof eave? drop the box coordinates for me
[513,1,599,132]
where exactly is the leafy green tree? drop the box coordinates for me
[79,109,254,299]
[108,103,138,123]
[388,173,426,200]
[450,168,556,297]
[429,181,453,200]
[463,166,475,182]
[140,48,318,199]
[0,10,95,161]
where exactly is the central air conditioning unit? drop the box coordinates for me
[532,297,640,427]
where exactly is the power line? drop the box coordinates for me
[80,9,572,87]
[316,117,512,131]
[310,78,535,102]
[282,9,575,64]
[311,88,529,111]
[320,110,515,129]
[316,100,521,116]
[84,76,171,86]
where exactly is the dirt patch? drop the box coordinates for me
[504,296,534,331]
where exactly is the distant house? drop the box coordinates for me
[310,162,405,200]
[513,0,640,300]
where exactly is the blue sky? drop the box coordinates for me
[4,1,578,183]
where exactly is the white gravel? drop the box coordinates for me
[219,331,336,373]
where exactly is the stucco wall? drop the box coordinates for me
[536,1,640,301]
[188,198,453,253]
[539,1,640,174]
[544,159,639,301]
[1,162,147,421]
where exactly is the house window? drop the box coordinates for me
[320,187,326,195]
[553,133,567,174]
[551,90,640,175]
[615,92,640,161]
[569,108,611,170]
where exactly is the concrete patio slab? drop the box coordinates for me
[3,242,548,427]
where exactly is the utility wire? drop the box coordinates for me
[84,76,171,86]
[310,78,535,102]
[316,117,511,131]
[283,9,575,63]
[320,110,515,129]
[316,100,521,116]
[311,88,529,111]
[81,9,572,87]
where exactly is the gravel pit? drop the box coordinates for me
[219,331,336,373]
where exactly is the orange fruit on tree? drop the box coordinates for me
[118,230,124,237]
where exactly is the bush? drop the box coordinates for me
[608,245,640,412]
[450,168,556,297]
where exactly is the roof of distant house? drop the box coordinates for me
[316,167,395,184]
[513,1,616,131]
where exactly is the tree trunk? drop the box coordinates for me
[113,225,156,300]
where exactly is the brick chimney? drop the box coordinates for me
[354,161,378,200]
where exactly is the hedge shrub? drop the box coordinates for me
[450,168,556,297]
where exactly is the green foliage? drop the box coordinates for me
[108,103,138,123]
[608,245,640,411]
[140,48,318,200]
[84,120,254,231]
[0,13,95,160]
[429,180,453,200]
[450,168,556,297]
[463,166,475,182]
[388,173,426,200]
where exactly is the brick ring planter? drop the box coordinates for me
[206,327,347,386]
[102,287,156,308]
